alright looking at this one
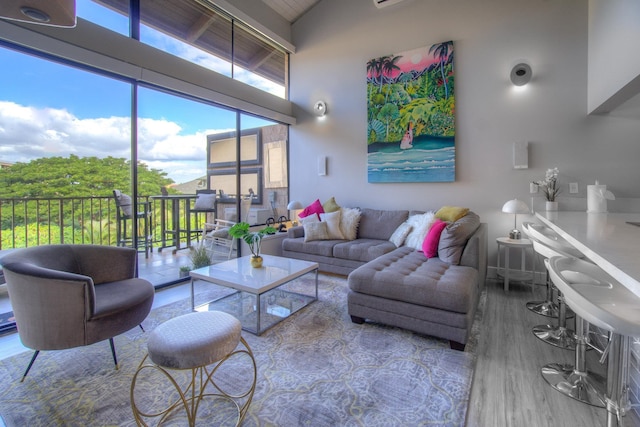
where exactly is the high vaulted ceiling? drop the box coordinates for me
[261,0,321,23]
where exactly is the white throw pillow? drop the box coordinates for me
[194,193,216,210]
[117,192,133,216]
[320,211,345,240]
[389,222,413,247]
[404,211,436,250]
[304,222,329,242]
[301,214,320,225]
[339,207,362,241]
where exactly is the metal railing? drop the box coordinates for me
[0,195,202,251]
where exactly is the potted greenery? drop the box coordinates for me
[188,244,212,270]
[228,222,277,268]
[179,265,191,278]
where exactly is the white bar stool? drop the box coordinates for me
[530,240,579,350]
[524,222,582,319]
[546,256,640,425]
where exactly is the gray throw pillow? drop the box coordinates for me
[437,212,480,265]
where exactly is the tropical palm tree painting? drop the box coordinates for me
[367,41,455,183]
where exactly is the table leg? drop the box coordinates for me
[190,278,195,311]
[504,246,510,292]
[497,243,501,280]
[256,294,261,335]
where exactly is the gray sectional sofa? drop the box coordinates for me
[282,207,487,349]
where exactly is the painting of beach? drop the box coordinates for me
[367,41,455,183]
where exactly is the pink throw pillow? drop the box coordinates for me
[298,199,325,220]
[422,219,447,258]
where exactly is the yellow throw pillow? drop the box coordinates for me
[435,206,469,223]
[322,197,341,213]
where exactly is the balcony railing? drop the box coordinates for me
[0,195,203,251]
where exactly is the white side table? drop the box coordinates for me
[496,237,533,291]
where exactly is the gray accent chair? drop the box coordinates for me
[1,244,155,381]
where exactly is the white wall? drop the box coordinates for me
[588,0,640,113]
[288,0,640,268]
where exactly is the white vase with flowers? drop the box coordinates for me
[533,168,561,211]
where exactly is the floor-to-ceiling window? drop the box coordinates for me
[79,0,287,98]
[0,0,292,292]
[0,46,132,249]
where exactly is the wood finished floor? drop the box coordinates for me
[2,275,640,426]
[467,279,639,427]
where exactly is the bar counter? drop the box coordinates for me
[535,211,640,297]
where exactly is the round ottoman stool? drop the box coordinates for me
[130,311,256,426]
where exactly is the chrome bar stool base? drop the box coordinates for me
[526,300,559,318]
[532,325,576,350]
[541,363,606,408]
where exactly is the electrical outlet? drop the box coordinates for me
[530,183,538,194]
[569,183,578,194]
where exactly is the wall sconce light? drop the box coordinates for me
[502,198,530,239]
[510,63,532,86]
[313,100,327,117]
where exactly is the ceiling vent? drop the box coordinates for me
[373,0,406,9]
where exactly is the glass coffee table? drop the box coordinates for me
[189,255,319,335]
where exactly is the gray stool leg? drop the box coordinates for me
[604,334,631,427]
[541,315,606,407]
[527,269,560,318]
[532,290,576,350]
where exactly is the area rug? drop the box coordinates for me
[0,274,483,426]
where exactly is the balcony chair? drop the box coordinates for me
[200,218,237,260]
[1,244,155,381]
[187,189,217,245]
[113,190,153,258]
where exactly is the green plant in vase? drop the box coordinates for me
[228,222,277,268]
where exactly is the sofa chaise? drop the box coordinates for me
[282,206,487,349]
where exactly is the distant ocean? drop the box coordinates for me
[367,136,455,183]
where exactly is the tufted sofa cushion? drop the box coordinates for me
[348,246,478,314]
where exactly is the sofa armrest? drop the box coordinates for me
[287,226,305,239]
[459,223,488,290]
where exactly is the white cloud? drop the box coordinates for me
[0,101,228,184]
[141,25,285,98]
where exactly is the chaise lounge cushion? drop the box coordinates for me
[348,246,478,314]
[333,239,398,263]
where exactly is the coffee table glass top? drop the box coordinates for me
[189,255,319,335]
[190,255,318,294]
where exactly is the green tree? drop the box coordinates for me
[0,155,173,198]
[428,41,454,99]
[377,103,400,141]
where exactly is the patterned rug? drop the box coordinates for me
[0,274,483,426]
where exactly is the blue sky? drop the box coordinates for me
[0,0,282,184]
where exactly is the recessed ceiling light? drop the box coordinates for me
[20,6,51,23]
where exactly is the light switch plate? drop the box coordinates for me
[569,183,578,194]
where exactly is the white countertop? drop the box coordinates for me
[535,211,640,297]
